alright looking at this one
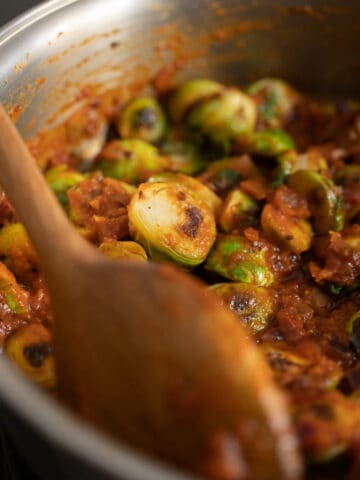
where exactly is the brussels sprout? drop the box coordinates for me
[218,189,259,232]
[263,345,342,393]
[197,155,260,195]
[246,77,300,128]
[161,139,206,175]
[5,324,56,390]
[169,79,224,122]
[0,223,37,276]
[95,139,169,183]
[0,262,29,315]
[272,150,328,188]
[287,170,345,234]
[248,129,295,157]
[187,89,257,154]
[261,204,312,254]
[128,182,216,267]
[117,97,166,143]
[45,165,85,206]
[66,106,108,167]
[99,241,147,262]
[148,172,221,214]
[210,283,275,333]
[296,392,360,463]
[271,151,296,187]
[205,234,274,286]
[262,345,311,374]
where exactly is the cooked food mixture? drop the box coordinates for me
[2,77,360,479]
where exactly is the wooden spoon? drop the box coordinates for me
[0,104,302,480]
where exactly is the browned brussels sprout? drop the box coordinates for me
[99,241,147,262]
[186,88,257,153]
[96,139,170,184]
[218,189,259,232]
[161,138,207,175]
[0,262,29,315]
[205,234,274,286]
[210,283,275,333]
[197,155,260,196]
[248,129,295,157]
[287,170,344,234]
[296,392,360,463]
[148,172,221,214]
[261,204,312,254]
[0,223,37,276]
[118,97,166,143]
[5,324,56,390]
[128,182,216,267]
[169,79,224,122]
[247,78,300,129]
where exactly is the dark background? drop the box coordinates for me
[0,0,43,27]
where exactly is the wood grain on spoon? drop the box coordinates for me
[0,103,303,480]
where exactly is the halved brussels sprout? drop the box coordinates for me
[287,170,345,234]
[296,392,360,463]
[95,139,169,183]
[161,138,206,175]
[0,262,29,315]
[0,223,37,276]
[169,79,224,122]
[187,89,257,153]
[272,149,328,188]
[262,344,311,375]
[218,189,259,232]
[118,97,167,143]
[248,129,295,157]
[45,165,85,206]
[210,283,275,333]
[197,155,260,195]
[128,182,216,267]
[148,172,221,214]
[99,241,147,262]
[205,234,274,286]
[66,106,108,167]
[5,324,56,390]
[263,345,342,391]
[271,151,296,187]
[246,77,300,129]
[261,204,312,254]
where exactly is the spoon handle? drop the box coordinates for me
[0,104,92,270]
